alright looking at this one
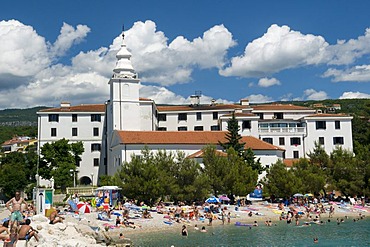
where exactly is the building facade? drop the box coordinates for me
[37,32,353,185]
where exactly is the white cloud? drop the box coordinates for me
[326,28,370,65]
[0,20,50,79]
[258,77,281,87]
[323,65,370,82]
[0,20,236,109]
[123,20,236,85]
[303,89,328,100]
[243,94,273,103]
[50,22,90,57]
[220,24,328,77]
[339,91,370,99]
[139,85,232,105]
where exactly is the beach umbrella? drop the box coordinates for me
[293,193,304,197]
[304,193,314,197]
[205,196,221,203]
[218,195,231,201]
[77,202,92,213]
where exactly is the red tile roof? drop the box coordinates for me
[283,159,299,167]
[39,104,105,113]
[157,104,248,112]
[187,150,227,158]
[252,104,313,111]
[116,131,284,151]
[304,113,350,118]
[221,113,256,117]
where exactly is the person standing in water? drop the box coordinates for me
[181,225,188,236]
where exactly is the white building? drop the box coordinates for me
[37,32,353,185]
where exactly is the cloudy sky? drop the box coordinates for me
[0,0,369,109]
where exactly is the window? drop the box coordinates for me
[256,113,264,119]
[290,137,301,146]
[335,121,341,129]
[293,151,299,159]
[213,112,218,120]
[319,137,325,145]
[333,137,344,145]
[178,126,187,131]
[93,127,99,136]
[91,143,101,151]
[91,114,101,122]
[274,113,283,119]
[316,121,326,129]
[194,126,204,131]
[178,113,187,121]
[158,114,167,121]
[93,158,99,167]
[72,114,77,122]
[48,114,59,122]
[51,128,57,137]
[72,128,78,136]
[279,137,285,145]
[157,127,167,131]
[76,160,80,167]
[196,112,202,121]
[242,120,251,129]
[211,125,220,131]
[262,138,273,144]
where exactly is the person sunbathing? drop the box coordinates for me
[18,219,39,242]
[49,210,64,224]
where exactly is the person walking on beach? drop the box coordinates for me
[6,191,27,228]
[329,205,335,218]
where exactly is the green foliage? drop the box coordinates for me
[242,148,265,174]
[262,160,301,198]
[114,147,209,205]
[98,175,115,186]
[202,146,258,198]
[219,112,245,154]
[39,138,84,192]
[0,152,33,198]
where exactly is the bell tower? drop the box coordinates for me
[108,26,141,131]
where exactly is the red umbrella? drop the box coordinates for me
[77,202,92,213]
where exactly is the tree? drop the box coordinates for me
[262,160,301,198]
[219,112,245,154]
[39,138,84,192]
[291,158,326,195]
[223,148,258,198]
[242,148,265,174]
[202,145,228,195]
[330,147,365,197]
[0,152,29,198]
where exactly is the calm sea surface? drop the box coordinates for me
[128,218,369,247]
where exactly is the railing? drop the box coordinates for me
[258,127,305,133]
[66,187,96,196]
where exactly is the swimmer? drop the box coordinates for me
[181,225,188,236]
[200,226,207,232]
[313,237,318,243]
[194,224,199,230]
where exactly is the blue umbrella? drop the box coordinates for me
[205,196,221,203]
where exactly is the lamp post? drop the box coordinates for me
[70,169,76,187]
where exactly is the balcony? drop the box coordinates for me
[258,127,306,134]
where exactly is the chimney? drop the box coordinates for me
[190,95,200,106]
[240,99,249,106]
[60,102,71,109]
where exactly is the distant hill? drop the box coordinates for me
[0,106,48,124]
[0,106,48,144]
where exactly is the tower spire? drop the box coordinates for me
[122,24,125,40]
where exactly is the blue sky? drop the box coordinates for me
[0,0,369,109]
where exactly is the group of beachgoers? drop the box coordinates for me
[1,191,39,246]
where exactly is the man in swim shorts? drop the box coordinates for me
[6,191,27,228]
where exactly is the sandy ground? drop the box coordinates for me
[0,202,368,246]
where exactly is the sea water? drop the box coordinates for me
[128,218,370,247]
